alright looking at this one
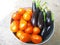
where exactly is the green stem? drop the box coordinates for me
[51,12,54,21]
[42,2,47,7]
[36,0,41,8]
[43,10,46,22]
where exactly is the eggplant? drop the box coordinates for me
[31,7,40,26]
[32,2,36,12]
[41,11,54,40]
[46,11,52,26]
[38,11,44,30]
[41,26,47,40]
[41,18,47,40]
[42,23,53,40]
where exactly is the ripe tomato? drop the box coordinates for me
[23,12,31,21]
[10,21,19,32]
[31,35,42,44]
[16,31,24,38]
[19,19,27,30]
[33,27,40,34]
[19,33,31,43]
[27,22,32,27]
[25,26,33,34]
[18,8,26,15]
[26,8,32,16]
[12,12,21,20]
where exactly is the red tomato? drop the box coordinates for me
[31,35,42,44]
[26,8,32,16]
[16,31,24,38]
[19,19,27,30]
[10,21,19,32]
[18,8,26,15]
[27,22,32,27]
[25,26,33,34]
[23,12,31,21]
[33,27,41,34]
[19,33,31,43]
[12,12,21,20]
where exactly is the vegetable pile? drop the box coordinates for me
[10,0,54,44]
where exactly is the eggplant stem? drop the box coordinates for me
[36,0,41,7]
[43,11,46,22]
[45,6,49,10]
[42,2,47,7]
[51,12,54,21]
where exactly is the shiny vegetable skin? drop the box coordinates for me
[38,11,44,30]
[32,2,36,12]
[31,7,40,26]
[41,10,54,40]
[46,11,52,26]
[41,23,53,40]
[41,26,47,40]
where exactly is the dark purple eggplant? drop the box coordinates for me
[41,27,47,40]
[38,11,44,30]
[41,19,46,40]
[31,7,40,26]
[32,2,36,12]
[41,13,54,40]
[46,11,52,26]
[41,23,53,41]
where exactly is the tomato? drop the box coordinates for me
[12,12,21,20]
[23,12,31,21]
[25,26,33,34]
[19,19,27,30]
[16,31,24,38]
[26,8,32,16]
[33,27,41,34]
[31,35,42,44]
[19,33,31,43]
[27,22,32,27]
[10,8,43,44]
[10,21,19,32]
[18,8,26,15]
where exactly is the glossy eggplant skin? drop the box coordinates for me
[46,11,52,26]
[31,7,40,26]
[41,11,54,40]
[38,11,44,30]
[32,2,36,12]
[41,23,53,41]
[41,26,47,40]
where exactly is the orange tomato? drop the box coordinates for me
[27,22,32,27]
[26,8,32,16]
[12,12,21,20]
[23,12,31,21]
[19,19,27,30]
[16,31,24,38]
[19,33,31,43]
[31,35,42,44]
[18,8,26,15]
[33,27,40,34]
[10,21,19,32]
[25,26,33,34]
